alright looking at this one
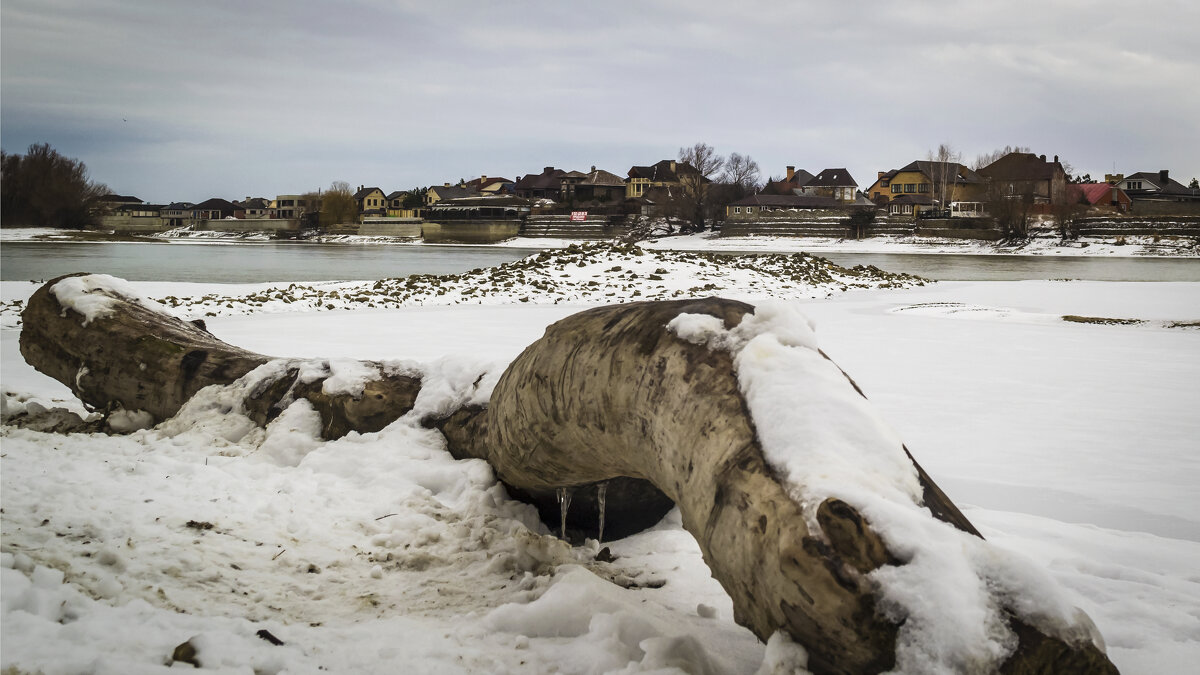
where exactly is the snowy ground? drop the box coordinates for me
[2,248,1199,674]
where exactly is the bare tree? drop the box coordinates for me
[720,152,761,193]
[1,143,109,229]
[318,180,357,228]
[676,142,725,232]
[1051,184,1089,242]
[972,144,1032,171]
[984,181,1035,240]
[926,143,962,215]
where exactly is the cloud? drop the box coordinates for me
[3,0,1198,201]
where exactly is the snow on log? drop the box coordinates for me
[18,274,1118,674]
[19,273,422,436]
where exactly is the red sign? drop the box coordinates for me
[570,211,588,222]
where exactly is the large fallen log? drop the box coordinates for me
[19,273,1118,674]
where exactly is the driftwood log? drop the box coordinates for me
[19,274,1117,675]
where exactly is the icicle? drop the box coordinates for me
[596,481,609,544]
[557,487,574,540]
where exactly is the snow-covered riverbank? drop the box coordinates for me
[2,247,1198,674]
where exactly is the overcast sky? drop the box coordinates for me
[3,0,1198,203]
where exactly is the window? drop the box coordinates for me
[880,180,889,187]
[918,183,930,193]
[735,206,741,214]
[904,184,916,193]
[892,184,902,194]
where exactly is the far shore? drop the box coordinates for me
[2,225,1198,258]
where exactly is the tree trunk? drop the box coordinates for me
[19,274,1118,675]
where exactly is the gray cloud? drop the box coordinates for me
[3,0,1198,202]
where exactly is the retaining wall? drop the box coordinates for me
[521,215,628,239]
[199,219,300,233]
[102,215,168,233]
[421,221,521,244]
[359,220,422,237]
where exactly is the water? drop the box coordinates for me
[0,241,541,283]
[2,240,1197,283]
[810,252,1200,281]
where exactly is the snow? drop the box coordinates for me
[49,273,175,326]
[3,246,1199,674]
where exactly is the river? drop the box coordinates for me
[2,240,1198,283]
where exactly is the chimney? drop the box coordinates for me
[444,182,450,188]
[1053,155,1059,163]
[591,165,596,172]
[787,166,795,181]
[481,175,487,182]
[877,171,885,179]
[1159,169,1169,184]
[544,166,554,174]
[1039,155,1046,162]
[670,161,677,172]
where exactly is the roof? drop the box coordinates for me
[627,159,699,183]
[193,198,236,210]
[428,185,480,200]
[894,161,983,184]
[561,170,589,179]
[353,187,384,199]
[514,168,566,192]
[1122,172,1193,195]
[100,194,142,204]
[237,198,270,209]
[463,176,513,190]
[581,168,626,187]
[729,194,842,208]
[164,202,195,210]
[978,153,1063,181]
[806,168,858,187]
[888,194,934,205]
[1072,183,1124,205]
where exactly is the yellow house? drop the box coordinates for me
[865,161,986,212]
[625,160,698,199]
[353,186,387,219]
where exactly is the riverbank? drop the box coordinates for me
[4,225,1198,258]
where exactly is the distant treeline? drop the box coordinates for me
[1,143,108,229]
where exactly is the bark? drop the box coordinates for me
[18,274,1118,675]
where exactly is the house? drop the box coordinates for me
[353,186,387,218]
[462,175,513,195]
[386,190,422,218]
[977,152,1068,204]
[726,193,841,217]
[97,194,143,212]
[272,195,314,220]
[1071,183,1132,213]
[575,167,627,203]
[161,202,195,228]
[192,198,237,220]
[865,161,986,212]
[426,184,480,206]
[514,167,567,200]
[1110,170,1200,203]
[234,197,271,219]
[558,170,589,202]
[762,166,814,195]
[625,160,701,199]
[798,168,859,203]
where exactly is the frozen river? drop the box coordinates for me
[3,240,1199,282]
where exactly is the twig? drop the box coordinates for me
[271,549,286,561]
